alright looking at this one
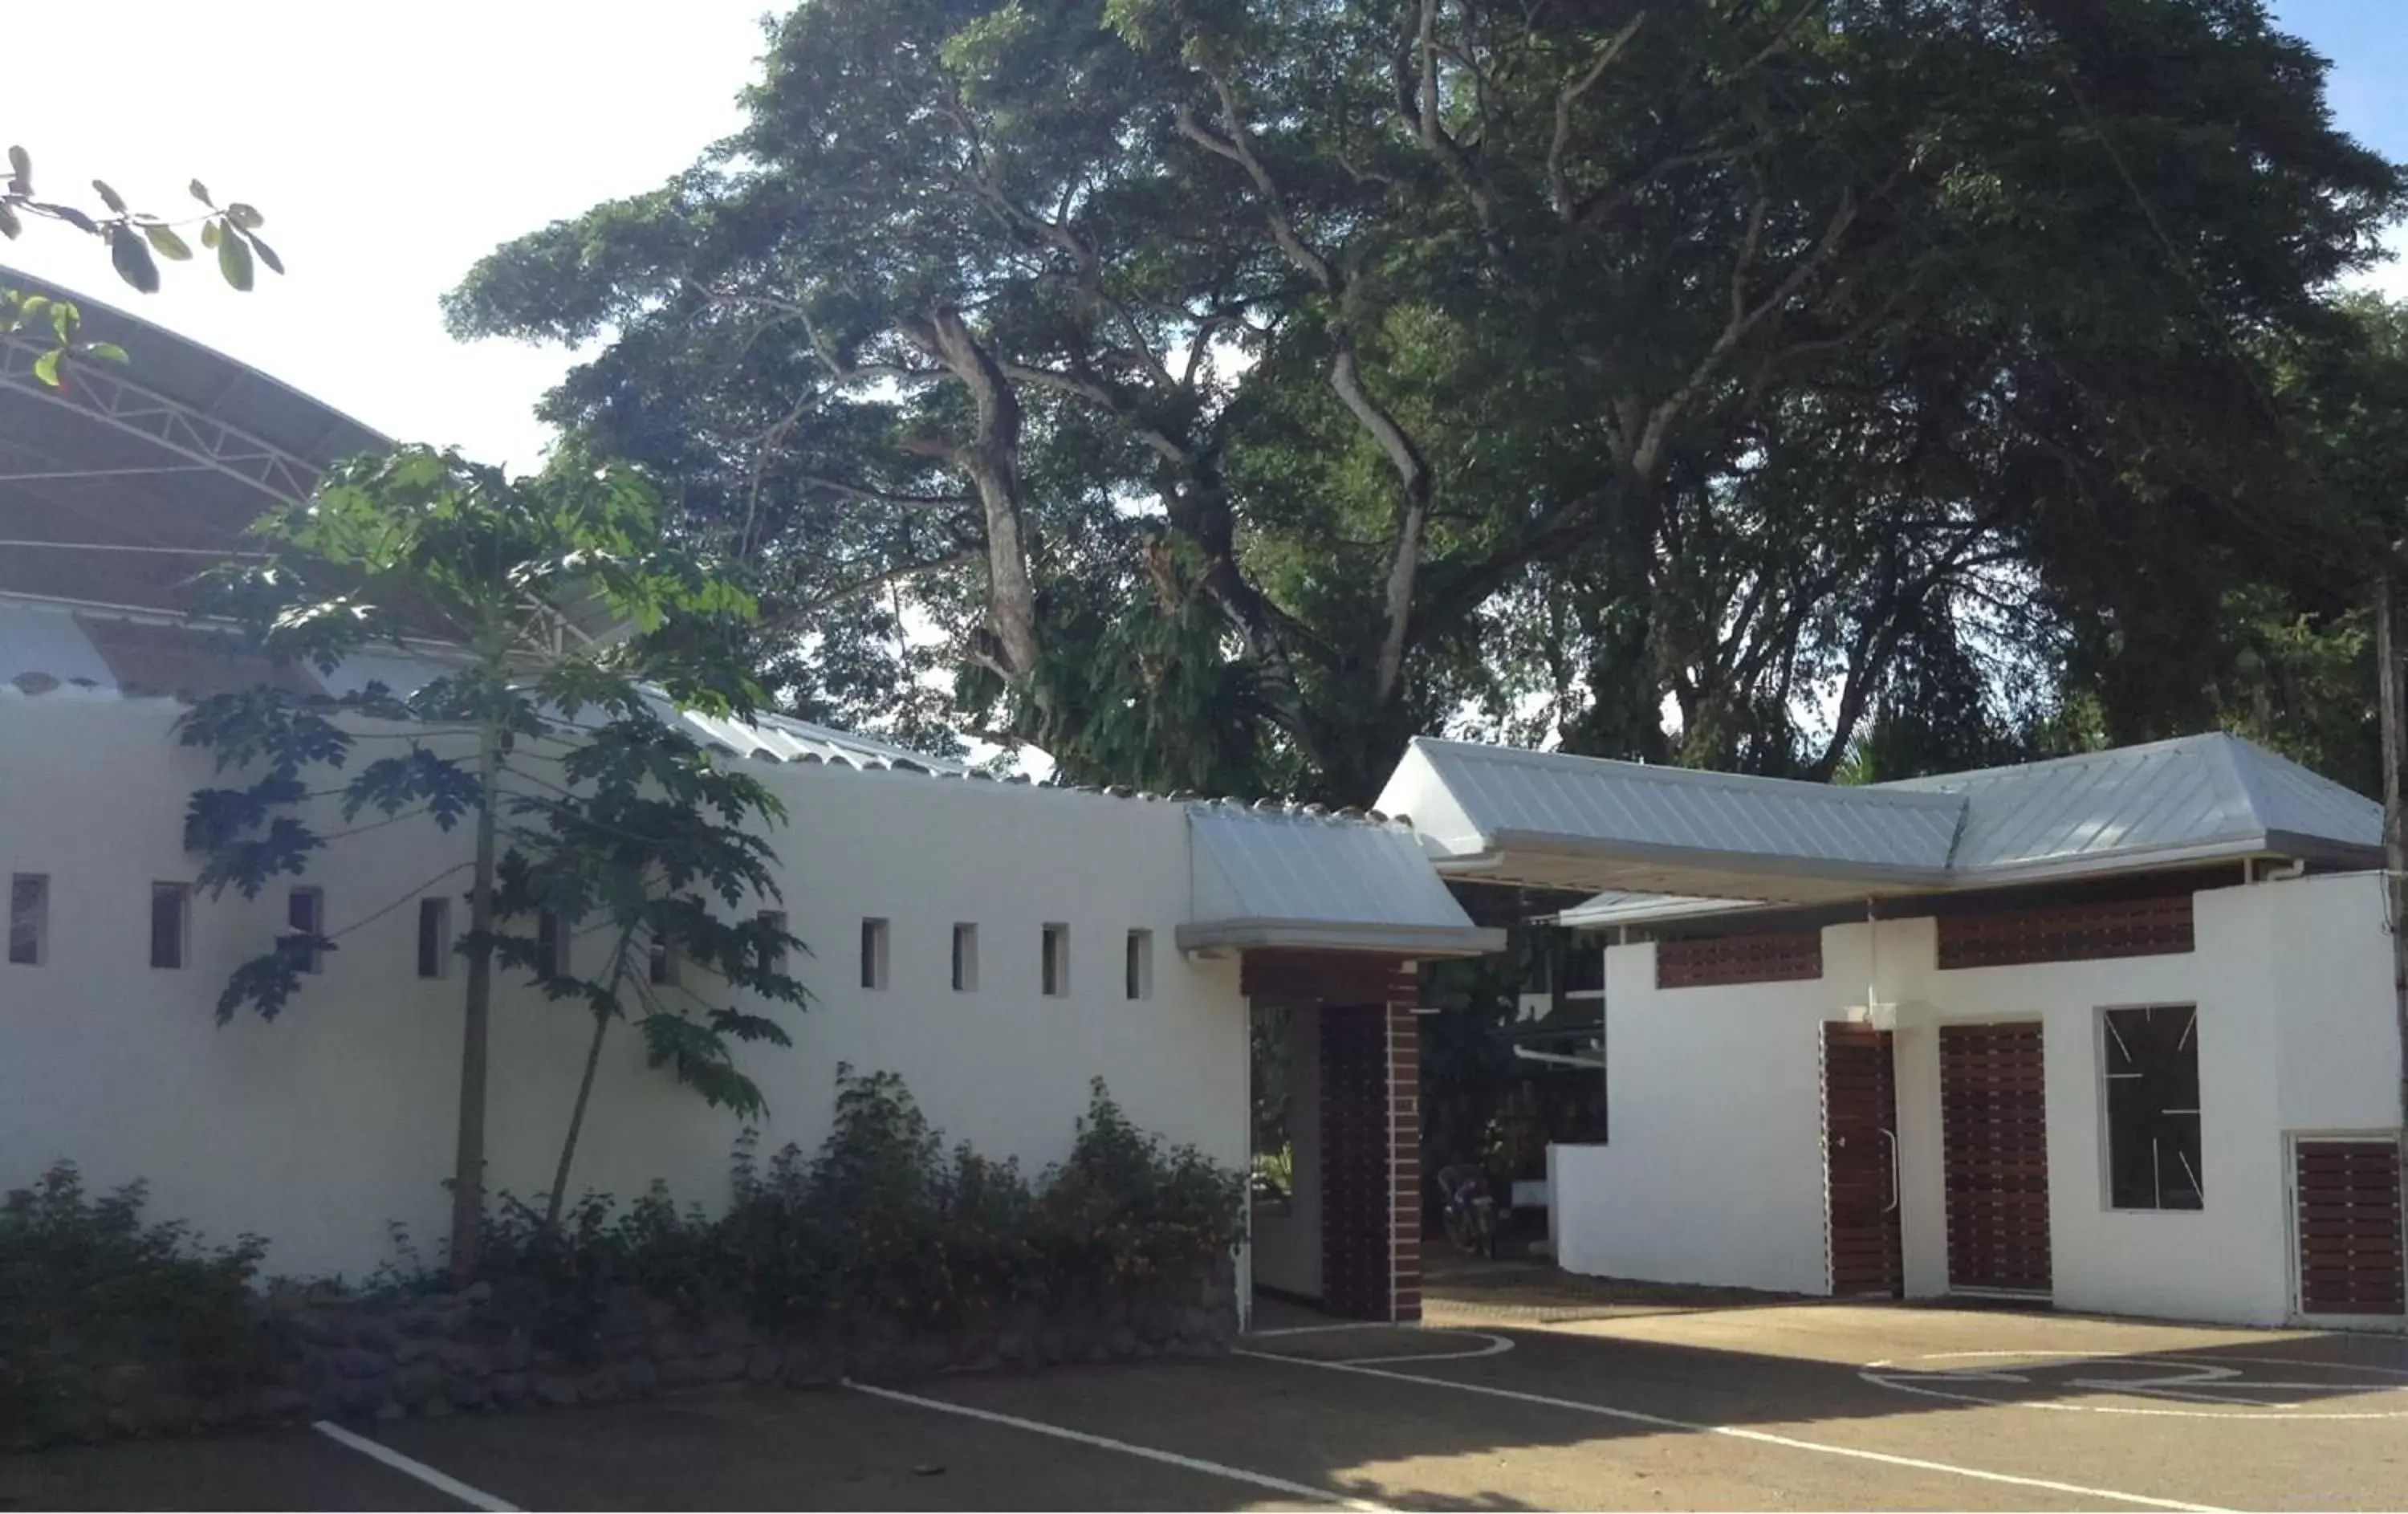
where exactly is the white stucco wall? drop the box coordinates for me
[0,696,1249,1280]
[1554,873,2404,1328]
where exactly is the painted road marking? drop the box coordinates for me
[1235,1348,2232,1514]
[1247,1321,1398,1338]
[1335,1329,1517,1365]
[313,1420,519,1512]
[1861,1350,2408,1420]
[843,1378,1390,1511]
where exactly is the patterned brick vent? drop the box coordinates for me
[1656,930,1822,990]
[2296,1141,2405,1317]
[1315,1002,1422,1324]
[1937,895,2193,971]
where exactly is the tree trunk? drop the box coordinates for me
[547,1009,612,1230]
[448,725,503,1285]
[2376,570,2408,1136]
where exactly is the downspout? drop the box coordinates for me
[2376,570,2408,1142]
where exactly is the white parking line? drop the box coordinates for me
[1234,1349,2233,1514]
[843,1378,1389,1511]
[313,1421,519,1512]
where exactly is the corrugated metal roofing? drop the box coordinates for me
[1390,729,2383,910]
[1182,804,1503,956]
[0,595,963,774]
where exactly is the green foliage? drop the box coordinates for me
[0,1164,276,1443]
[448,0,2402,799]
[387,1069,1243,1362]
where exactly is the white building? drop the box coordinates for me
[1377,736,2408,1330]
[5,267,2402,1333]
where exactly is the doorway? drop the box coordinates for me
[1938,1022,2052,1295]
[1823,1021,1902,1297]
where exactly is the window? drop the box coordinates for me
[756,910,787,978]
[1041,923,1069,997]
[535,910,565,980]
[649,936,678,987]
[860,918,889,990]
[417,898,451,979]
[2103,1004,2203,1211]
[149,882,190,971]
[286,886,325,974]
[1125,929,1153,1001]
[8,874,46,966]
[951,923,978,992]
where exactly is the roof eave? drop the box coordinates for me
[1173,918,1507,958]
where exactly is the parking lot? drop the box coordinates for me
[6,1273,2405,1511]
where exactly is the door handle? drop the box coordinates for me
[1880,1128,1901,1215]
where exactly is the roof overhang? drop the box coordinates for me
[1431,828,1951,903]
[1174,918,1505,958]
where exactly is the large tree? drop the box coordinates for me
[447,0,2401,800]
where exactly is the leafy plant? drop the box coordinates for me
[0,1164,275,1443]
[177,446,809,1278]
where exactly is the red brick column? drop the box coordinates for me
[1387,999,1423,1324]
[1316,999,1423,1323]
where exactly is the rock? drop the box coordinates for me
[445,1374,489,1410]
[397,1308,445,1339]
[646,1326,691,1360]
[657,1356,706,1389]
[337,1378,389,1419]
[487,1372,530,1409]
[295,1312,349,1348]
[246,1386,311,1422]
[701,1349,748,1383]
[352,1319,400,1354]
[576,1369,620,1404]
[196,1395,242,1431]
[374,1399,407,1422]
[1107,1326,1138,1358]
[148,1391,195,1431]
[462,1280,494,1305]
[643,1298,680,1330]
[420,1394,455,1419]
[622,1357,660,1397]
[696,1317,751,1356]
[393,1338,436,1365]
[533,1373,582,1407]
[98,1363,150,1405]
[781,1343,839,1388]
[333,1349,388,1382]
[1037,1328,1067,1364]
[392,1361,445,1409]
[745,1345,783,1384]
[104,1404,150,1437]
[498,1332,533,1372]
[436,1339,490,1375]
[436,1305,474,1336]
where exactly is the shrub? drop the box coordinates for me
[0,1163,276,1443]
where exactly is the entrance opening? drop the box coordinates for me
[1823,1021,1902,1298]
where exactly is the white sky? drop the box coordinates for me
[6,0,772,471]
[7,2,2402,476]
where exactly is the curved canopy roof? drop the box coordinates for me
[0,263,385,612]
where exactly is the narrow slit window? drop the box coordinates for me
[9,874,47,966]
[2103,1004,2203,1211]
[149,882,189,971]
[1125,929,1153,1001]
[756,910,788,979]
[535,910,565,981]
[1042,923,1069,997]
[860,918,889,990]
[287,886,325,974]
[952,923,978,992]
[417,898,450,979]
[649,935,678,987]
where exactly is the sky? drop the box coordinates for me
[5,0,2405,474]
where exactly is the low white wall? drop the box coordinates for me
[1554,874,2403,1327]
[0,698,1248,1280]
[1551,940,1835,1295]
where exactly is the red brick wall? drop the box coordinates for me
[1316,1001,1422,1322]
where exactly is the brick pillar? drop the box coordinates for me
[1318,1000,1423,1322]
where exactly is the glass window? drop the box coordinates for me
[1125,929,1153,1000]
[649,935,678,987]
[535,910,565,980]
[757,910,787,979]
[8,874,46,966]
[2103,1004,2203,1210]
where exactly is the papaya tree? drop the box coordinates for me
[177,446,809,1277]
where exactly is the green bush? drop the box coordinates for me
[0,1163,276,1442]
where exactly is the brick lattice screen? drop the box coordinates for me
[1316,1001,1423,1323]
[2296,1140,2406,1317]
[1656,930,1823,990]
[1937,895,2194,971]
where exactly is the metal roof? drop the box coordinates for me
[1374,737,1965,902]
[1385,731,2383,910]
[1,265,388,614]
[1181,804,1505,957]
[0,594,962,774]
